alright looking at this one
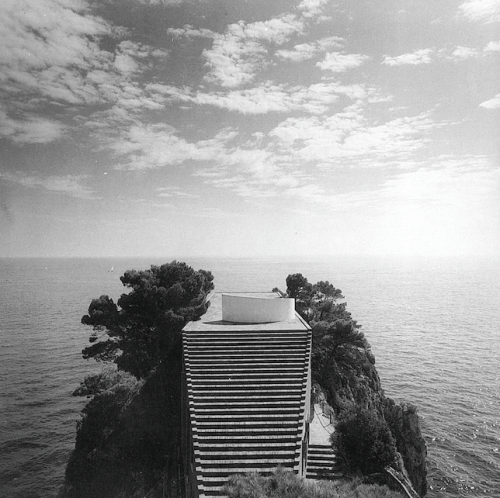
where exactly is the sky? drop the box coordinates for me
[0,0,499,258]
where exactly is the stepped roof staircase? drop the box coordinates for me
[182,292,313,498]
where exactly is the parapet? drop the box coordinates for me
[183,292,310,332]
[221,293,295,323]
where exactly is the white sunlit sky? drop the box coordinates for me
[0,0,499,258]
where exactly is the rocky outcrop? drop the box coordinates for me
[59,355,182,498]
[383,400,427,497]
[315,355,427,497]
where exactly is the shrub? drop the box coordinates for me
[222,469,403,498]
[332,406,397,475]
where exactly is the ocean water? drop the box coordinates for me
[0,256,499,497]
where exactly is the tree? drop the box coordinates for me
[332,405,397,475]
[81,261,214,379]
[311,319,374,383]
[284,274,368,386]
[285,274,356,325]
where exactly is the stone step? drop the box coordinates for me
[192,394,304,401]
[198,440,297,453]
[195,413,301,420]
[190,382,306,390]
[187,344,308,351]
[196,426,300,433]
[189,386,305,394]
[187,366,306,374]
[187,344,309,350]
[191,397,304,405]
[195,406,301,414]
[195,420,300,427]
[185,338,308,346]
[307,455,336,463]
[190,372,307,379]
[186,343,308,349]
[187,353,307,360]
[189,371,307,379]
[196,436,300,444]
[308,450,336,457]
[185,342,308,350]
[193,397,302,410]
[198,451,298,459]
[199,459,296,468]
[199,454,299,462]
[195,427,300,434]
[306,444,340,481]
[190,379,302,392]
[187,357,306,364]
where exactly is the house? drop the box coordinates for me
[181,292,313,498]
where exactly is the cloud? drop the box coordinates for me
[110,123,238,170]
[269,110,437,165]
[202,14,303,87]
[276,36,344,62]
[382,49,434,66]
[157,186,198,198]
[297,0,331,20]
[190,82,357,115]
[167,24,217,39]
[484,40,500,51]
[191,207,242,219]
[1,172,96,199]
[479,94,500,109]
[0,0,115,104]
[449,46,479,60]
[0,107,66,143]
[0,0,172,145]
[459,0,500,23]
[380,156,499,212]
[195,148,314,201]
[316,51,370,72]
[150,80,359,115]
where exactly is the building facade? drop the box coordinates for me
[181,292,313,498]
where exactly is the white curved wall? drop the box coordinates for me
[222,294,295,323]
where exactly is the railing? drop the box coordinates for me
[385,467,420,498]
[142,468,170,498]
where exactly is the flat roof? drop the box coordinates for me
[183,292,311,332]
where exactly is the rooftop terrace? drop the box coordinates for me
[183,292,310,333]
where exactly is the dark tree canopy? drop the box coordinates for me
[285,273,354,325]
[332,406,397,475]
[81,261,214,379]
[285,273,369,384]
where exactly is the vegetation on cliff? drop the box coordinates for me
[223,469,403,498]
[61,263,426,498]
[284,273,427,495]
[61,262,213,498]
[81,262,214,379]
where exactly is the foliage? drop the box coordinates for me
[332,405,397,475]
[64,261,212,496]
[65,354,182,498]
[222,468,403,498]
[284,273,376,403]
[285,274,356,325]
[81,261,214,378]
[284,273,399,479]
[72,367,137,397]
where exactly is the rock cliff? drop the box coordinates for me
[383,400,428,497]
[315,352,427,497]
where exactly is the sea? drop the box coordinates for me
[0,256,499,498]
